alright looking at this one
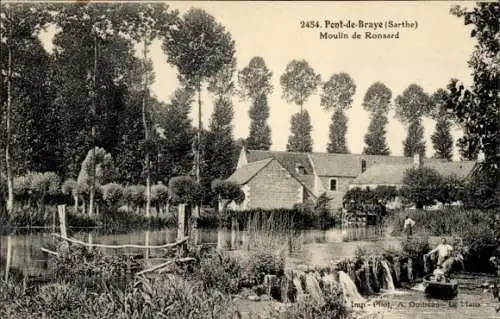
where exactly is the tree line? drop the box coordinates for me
[1,3,498,217]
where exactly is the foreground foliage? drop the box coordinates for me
[388,208,499,272]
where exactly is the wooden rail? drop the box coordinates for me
[51,233,189,250]
[136,257,196,276]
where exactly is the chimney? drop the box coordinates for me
[413,153,422,168]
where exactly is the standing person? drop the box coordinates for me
[403,216,415,236]
[426,237,454,267]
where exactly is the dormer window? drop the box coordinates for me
[295,163,306,174]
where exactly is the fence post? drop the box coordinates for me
[58,205,69,252]
[4,235,12,281]
[192,205,199,245]
[52,209,56,234]
[177,204,186,257]
[88,233,93,253]
[145,230,150,259]
[58,205,67,238]
[231,214,239,250]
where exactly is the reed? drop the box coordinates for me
[244,210,303,254]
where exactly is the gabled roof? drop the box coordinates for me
[351,161,476,185]
[246,150,316,194]
[307,153,423,177]
[247,150,314,175]
[226,158,273,185]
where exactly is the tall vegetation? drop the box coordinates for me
[162,8,235,185]
[399,167,463,209]
[395,84,432,157]
[320,72,356,154]
[123,4,177,218]
[362,82,392,155]
[203,61,238,203]
[280,60,321,152]
[430,88,454,160]
[238,56,273,150]
[447,3,499,209]
[155,88,195,182]
[0,3,53,215]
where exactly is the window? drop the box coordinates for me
[295,163,306,174]
[329,178,337,191]
[361,159,367,173]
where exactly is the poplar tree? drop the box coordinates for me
[204,61,237,200]
[395,84,432,157]
[280,60,320,152]
[0,3,53,215]
[238,56,273,150]
[363,110,390,155]
[430,89,453,160]
[320,72,356,154]
[362,82,392,155]
[162,8,235,184]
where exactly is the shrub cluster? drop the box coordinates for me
[196,251,244,294]
[0,275,240,319]
[388,208,499,273]
[220,207,336,231]
[245,251,285,288]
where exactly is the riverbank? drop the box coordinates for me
[386,208,500,273]
[2,223,499,318]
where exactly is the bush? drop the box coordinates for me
[211,179,245,211]
[0,275,241,319]
[97,207,174,234]
[196,251,243,294]
[66,211,97,228]
[399,167,461,209]
[245,251,285,287]
[461,165,500,209]
[168,176,201,205]
[53,246,141,291]
[401,236,430,259]
[151,183,169,207]
[268,280,350,319]
[61,178,77,196]
[123,184,146,210]
[101,183,124,208]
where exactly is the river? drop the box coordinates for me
[1,227,498,318]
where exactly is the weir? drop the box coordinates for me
[338,271,365,304]
[380,260,396,292]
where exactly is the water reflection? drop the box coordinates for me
[1,226,497,318]
[0,226,394,276]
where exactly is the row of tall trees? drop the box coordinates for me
[274,58,457,160]
[0,3,238,216]
[1,3,497,217]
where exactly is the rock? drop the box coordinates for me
[280,276,290,303]
[264,274,278,296]
[322,274,338,293]
[304,273,325,307]
[260,294,271,301]
[407,258,414,283]
[248,295,260,301]
[293,277,304,297]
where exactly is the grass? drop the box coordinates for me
[0,242,354,319]
[243,210,304,254]
[386,208,499,273]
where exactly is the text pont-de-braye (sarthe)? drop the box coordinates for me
[299,19,419,40]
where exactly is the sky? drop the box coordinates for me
[40,1,477,160]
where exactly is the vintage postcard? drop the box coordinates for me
[1,1,499,318]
